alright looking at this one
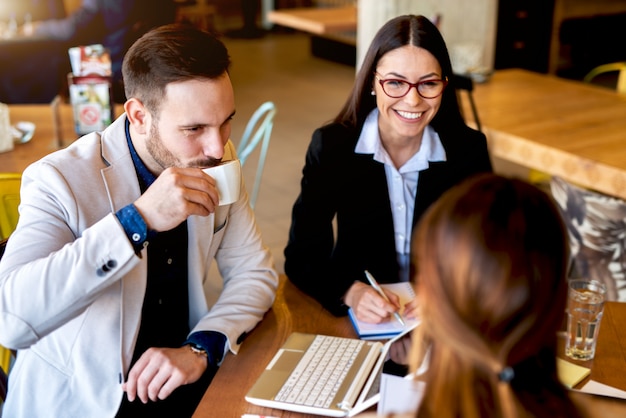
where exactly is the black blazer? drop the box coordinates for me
[284,122,493,315]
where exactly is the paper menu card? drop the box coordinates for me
[348,282,419,340]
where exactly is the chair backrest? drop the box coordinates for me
[236,101,276,209]
[583,62,626,94]
[550,176,626,302]
[453,73,481,132]
[0,173,21,240]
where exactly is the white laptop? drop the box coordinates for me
[245,322,418,417]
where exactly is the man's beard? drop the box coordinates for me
[145,123,221,170]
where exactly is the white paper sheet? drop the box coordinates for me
[579,380,626,399]
[377,373,425,414]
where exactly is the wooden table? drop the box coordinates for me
[568,302,626,392]
[192,276,626,417]
[267,5,357,51]
[193,276,357,418]
[465,69,626,200]
[0,101,123,173]
[267,5,357,37]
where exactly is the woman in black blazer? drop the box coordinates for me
[284,15,492,319]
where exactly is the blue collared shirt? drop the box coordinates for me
[355,109,447,282]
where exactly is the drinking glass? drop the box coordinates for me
[565,279,607,361]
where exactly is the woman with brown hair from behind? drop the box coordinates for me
[358,173,597,418]
[407,173,587,418]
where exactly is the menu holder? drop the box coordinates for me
[66,44,113,136]
[67,74,114,136]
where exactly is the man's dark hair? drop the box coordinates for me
[122,23,231,114]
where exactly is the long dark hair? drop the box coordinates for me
[333,15,464,134]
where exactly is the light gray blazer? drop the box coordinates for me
[0,115,278,417]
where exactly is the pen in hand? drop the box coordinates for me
[364,270,406,327]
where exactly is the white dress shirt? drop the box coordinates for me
[355,109,446,282]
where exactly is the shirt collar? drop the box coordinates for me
[355,109,447,172]
[125,117,156,191]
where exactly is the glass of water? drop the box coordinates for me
[565,279,607,361]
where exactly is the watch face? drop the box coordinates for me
[189,344,207,357]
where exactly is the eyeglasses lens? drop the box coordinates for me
[382,80,445,99]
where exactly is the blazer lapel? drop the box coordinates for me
[413,161,453,228]
[98,119,148,370]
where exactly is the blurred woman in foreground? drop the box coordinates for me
[362,173,597,417]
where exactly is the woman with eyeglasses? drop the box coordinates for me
[284,15,492,324]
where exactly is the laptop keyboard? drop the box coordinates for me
[275,335,365,408]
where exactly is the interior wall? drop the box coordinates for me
[357,0,498,74]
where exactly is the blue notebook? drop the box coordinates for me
[348,282,419,340]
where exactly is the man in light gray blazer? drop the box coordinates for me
[0,24,278,417]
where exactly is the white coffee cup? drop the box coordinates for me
[202,159,241,206]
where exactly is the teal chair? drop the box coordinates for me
[236,101,276,209]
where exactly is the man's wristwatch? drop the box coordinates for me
[187,343,208,358]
